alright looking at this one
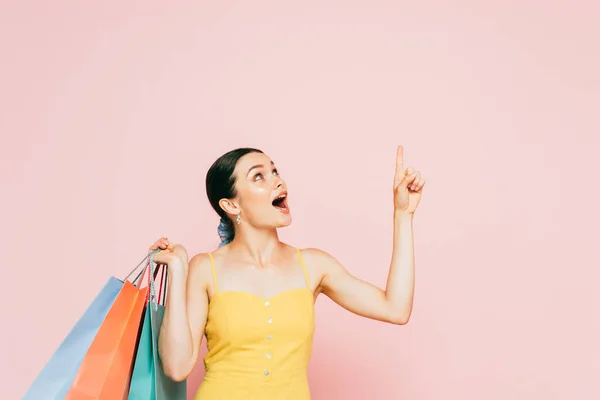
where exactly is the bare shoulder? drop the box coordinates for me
[189,252,212,269]
[299,247,341,266]
[187,252,214,291]
[298,247,347,280]
[299,247,329,263]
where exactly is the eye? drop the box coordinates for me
[273,169,279,176]
[253,173,264,181]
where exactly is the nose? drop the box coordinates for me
[274,175,284,189]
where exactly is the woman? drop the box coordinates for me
[149,146,425,399]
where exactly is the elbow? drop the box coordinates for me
[163,363,192,382]
[159,349,194,382]
[389,315,410,325]
[158,337,195,382]
[169,373,188,383]
[388,307,412,325]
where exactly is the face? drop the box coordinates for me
[219,152,291,229]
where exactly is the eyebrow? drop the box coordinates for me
[247,161,275,176]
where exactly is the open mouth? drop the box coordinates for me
[271,193,289,213]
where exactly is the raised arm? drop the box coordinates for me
[308,146,425,325]
[153,239,210,382]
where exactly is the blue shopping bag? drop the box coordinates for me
[129,256,186,400]
[23,253,154,400]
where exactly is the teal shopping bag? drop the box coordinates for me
[129,257,186,400]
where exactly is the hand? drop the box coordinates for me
[393,145,426,214]
[148,237,188,268]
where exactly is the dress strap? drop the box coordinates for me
[208,252,218,292]
[296,248,311,289]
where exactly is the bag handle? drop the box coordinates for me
[148,250,170,308]
[157,264,168,305]
[125,250,163,287]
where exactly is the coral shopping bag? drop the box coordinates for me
[22,252,153,400]
[129,259,187,400]
[64,255,155,400]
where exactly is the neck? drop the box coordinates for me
[228,224,283,267]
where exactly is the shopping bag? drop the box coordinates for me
[65,255,154,400]
[23,253,153,400]
[128,258,187,400]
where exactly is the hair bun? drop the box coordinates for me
[217,217,234,247]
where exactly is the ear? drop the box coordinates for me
[218,198,240,217]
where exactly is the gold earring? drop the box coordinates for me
[236,214,241,225]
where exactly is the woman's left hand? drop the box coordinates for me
[393,145,426,214]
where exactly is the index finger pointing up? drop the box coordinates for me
[394,145,404,187]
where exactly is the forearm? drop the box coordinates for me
[384,210,415,322]
[158,262,194,379]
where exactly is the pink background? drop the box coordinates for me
[2,1,599,399]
